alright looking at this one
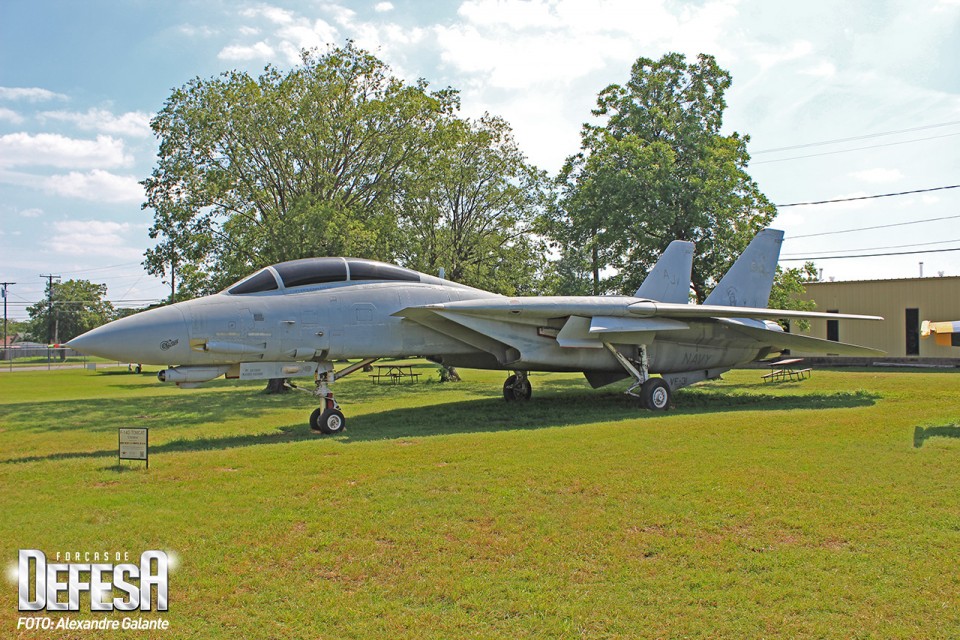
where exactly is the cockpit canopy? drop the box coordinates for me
[226,258,422,295]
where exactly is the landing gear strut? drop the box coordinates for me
[604,343,671,411]
[503,371,532,402]
[306,358,378,434]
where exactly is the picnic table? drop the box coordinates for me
[370,364,421,384]
[762,358,812,382]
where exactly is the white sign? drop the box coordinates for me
[118,428,148,464]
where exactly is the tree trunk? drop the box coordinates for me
[263,378,289,394]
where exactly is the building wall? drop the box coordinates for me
[797,277,960,358]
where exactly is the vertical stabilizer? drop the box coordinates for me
[704,229,784,308]
[634,240,694,303]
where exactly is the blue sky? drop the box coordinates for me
[1,0,959,320]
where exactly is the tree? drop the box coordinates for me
[550,52,776,300]
[143,41,458,296]
[395,114,547,295]
[26,280,114,344]
[770,262,819,330]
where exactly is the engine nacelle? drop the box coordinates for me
[157,365,231,385]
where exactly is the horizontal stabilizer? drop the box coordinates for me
[725,322,885,357]
[628,300,882,323]
[635,240,694,303]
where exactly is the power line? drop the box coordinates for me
[781,246,960,262]
[752,119,960,154]
[784,214,960,240]
[782,237,960,258]
[57,261,146,275]
[751,131,960,165]
[777,184,960,208]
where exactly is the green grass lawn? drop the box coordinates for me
[1,364,959,638]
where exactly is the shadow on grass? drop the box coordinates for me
[0,388,316,434]
[339,388,879,442]
[0,386,879,464]
[913,425,960,448]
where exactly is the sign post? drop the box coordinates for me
[118,427,149,469]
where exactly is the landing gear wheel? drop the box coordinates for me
[310,407,346,434]
[502,374,532,402]
[641,378,671,411]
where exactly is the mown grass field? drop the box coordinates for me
[1,363,959,638]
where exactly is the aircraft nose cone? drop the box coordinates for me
[68,305,189,364]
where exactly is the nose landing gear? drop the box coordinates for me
[306,358,378,434]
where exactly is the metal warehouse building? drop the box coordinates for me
[795,276,960,360]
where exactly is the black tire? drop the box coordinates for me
[641,378,671,411]
[310,407,346,434]
[502,374,532,402]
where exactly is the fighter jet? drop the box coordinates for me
[68,229,882,434]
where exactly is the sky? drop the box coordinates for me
[1,0,959,321]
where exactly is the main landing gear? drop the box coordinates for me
[307,358,378,434]
[503,371,532,401]
[604,343,671,411]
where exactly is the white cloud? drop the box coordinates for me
[38,109,153,138]
[753,39,814,71]
[241,6,295,25]
[434,0,738,90]
[849,168,904,184]
[374,2,394,12]
[20,208,43,218]
[178,24,219,38]
[275,20,339,59]
[0,87,68,102]
[44,220,143,259]
[44,170,144,203]
[219,41,276,61]
[0,107,24,124]
[800,61,836,78]
[0,133,132,168]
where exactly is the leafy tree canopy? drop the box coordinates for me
[143,41,547,298]
[143,42,460,296]
[395,114,547,294]
[26,279,114,343]
[770,261,819,330]
[549,52,776,300]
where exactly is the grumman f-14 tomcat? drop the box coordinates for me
[68,229,883,434]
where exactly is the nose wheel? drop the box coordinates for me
[310,398,345,434]
[309,365,345,434]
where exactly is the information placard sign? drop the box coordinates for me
[118,427,149,468]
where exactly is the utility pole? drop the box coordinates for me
[169,257,177,304]
[40,274,60,344]
[1,282,14,363]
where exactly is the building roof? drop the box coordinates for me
[805,275,960,286]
